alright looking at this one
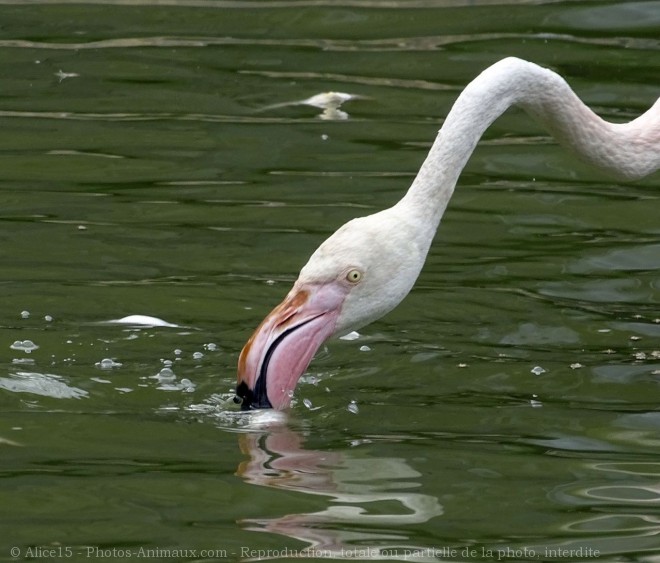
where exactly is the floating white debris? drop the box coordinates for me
[103,315,179,328]
[95,358,122,370]
[347,400,359,414]
[55,69,79,81]
[10,340,39,353]
[340,331,360,341]
[261,91,363,121]
[302,91,355,108]
[531,365,546,376]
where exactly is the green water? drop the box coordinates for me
[1,1,659,562]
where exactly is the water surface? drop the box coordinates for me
[1,1,659,562]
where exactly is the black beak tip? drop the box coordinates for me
[235,381,273,411]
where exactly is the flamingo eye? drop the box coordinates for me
[345,269,362,283]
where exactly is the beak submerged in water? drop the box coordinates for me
[236,282,347,410]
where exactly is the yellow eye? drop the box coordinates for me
[346,269,362,283]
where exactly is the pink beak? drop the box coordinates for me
[236,282,347,410]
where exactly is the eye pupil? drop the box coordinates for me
[347,269,361,282]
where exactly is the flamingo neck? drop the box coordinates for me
[397,57,660,233]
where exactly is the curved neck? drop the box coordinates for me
[397,57,660,231]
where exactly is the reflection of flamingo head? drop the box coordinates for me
[236,207,431,410]
[236,426,444,554]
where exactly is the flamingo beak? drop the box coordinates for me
[236,282,347,410]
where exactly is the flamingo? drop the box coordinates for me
[236,57,660,410]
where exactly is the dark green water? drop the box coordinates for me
[1,1,659,562]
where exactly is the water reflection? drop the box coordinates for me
[540,460,660,558]
[236,422,443,558]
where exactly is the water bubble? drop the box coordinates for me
[570,362,583,369]
[530,365,546,376]
[204,343,218,352]
[95,358,122,369]
[10,340,39,353]
[192,351,204,360]
[44,315,53,322]
[303,398,313,409]
[174,349,182,356]
[154,367,176,382]
[339,331,360,341]
[20,311,30,319]
[302,374,320,386]
[179,378,196,392]
[347,400,359,414]
[359,345,371,352]
[162,359,173,367]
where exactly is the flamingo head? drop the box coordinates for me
[235,207,429,410]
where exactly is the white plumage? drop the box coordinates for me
[236,58,660,410]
